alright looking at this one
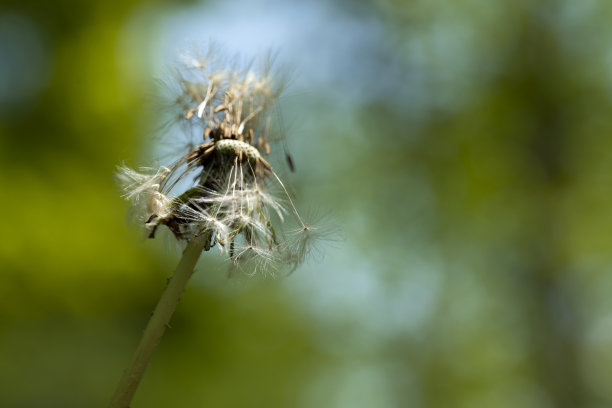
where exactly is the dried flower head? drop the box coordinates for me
[118,48,322,275]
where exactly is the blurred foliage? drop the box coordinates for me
[2,0,612,407]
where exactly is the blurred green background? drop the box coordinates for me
[2,0,612,407]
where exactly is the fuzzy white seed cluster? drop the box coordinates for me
[117,49,323,275]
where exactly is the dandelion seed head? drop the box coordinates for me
[117,45,329,275]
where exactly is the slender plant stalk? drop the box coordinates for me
[110,233,209,408]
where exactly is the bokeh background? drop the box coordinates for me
[2,0,612,407]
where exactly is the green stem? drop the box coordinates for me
[110,233,209,408]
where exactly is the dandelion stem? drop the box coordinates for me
[110,233,209,408]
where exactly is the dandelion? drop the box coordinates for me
[110,47,324,408]
[117,49,315,269]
